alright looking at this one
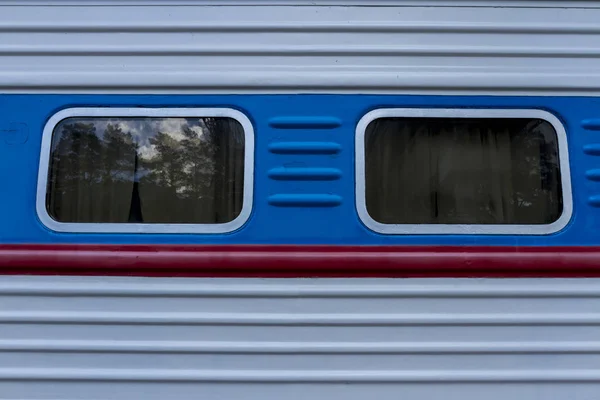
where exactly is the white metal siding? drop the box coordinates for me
[2,2,599,399]
[2,1,600,93]
[0,276,598,399]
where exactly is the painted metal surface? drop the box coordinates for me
[2,1,600,399]
[0,276,598,399]
[0,93,599,245]
[3,244,600,277]
[1,2,600,94]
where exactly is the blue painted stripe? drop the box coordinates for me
[583,144,600,155]
[268,142,341,155]
[581,119,600,131]
[268,116,342,129]
[268,167,342,181]
[586,170,600,181]
[2,92,599,246]
[268,194,342,207]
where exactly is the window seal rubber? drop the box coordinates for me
[355,108,573,235]
[36,107,254,234]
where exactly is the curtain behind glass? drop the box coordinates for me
[364,118,562,225]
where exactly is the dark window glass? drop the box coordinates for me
[46,117,245,224]
[365,117,563,225]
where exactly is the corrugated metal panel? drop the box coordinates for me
[0,276,599,399]
[2,1,600,93]
[4,1,600,6]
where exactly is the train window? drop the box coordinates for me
[36,108,254,233]
[356,109,572,235]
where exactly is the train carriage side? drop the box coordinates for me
[1,1,600,399]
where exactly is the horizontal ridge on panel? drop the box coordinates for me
[4,280,600,297]
[268,142,341,155]
[583,144,600,155]
[582,119,600,130]
[268,116,342,130]
[4,246,600,277]
[2,311,600,326]
[7,45,600,58]
[1,368,600,383]
[1,70,599,92]
[588,196,600,207]
[267,194,342,207]
[586,169,600,181]
[268,167,341,181]
[2,340,600,354]
[4,22,600,35]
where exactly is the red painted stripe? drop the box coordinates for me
[0,244,599,277]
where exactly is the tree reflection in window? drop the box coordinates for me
[46,117,245,224]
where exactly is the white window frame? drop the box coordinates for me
[355,108,573,235]
[36,107,254,234]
